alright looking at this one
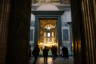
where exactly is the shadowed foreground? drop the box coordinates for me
[29,57,73,64]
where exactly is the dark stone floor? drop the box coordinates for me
[29,56,74,64]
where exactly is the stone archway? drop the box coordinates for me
[0,0,96,64]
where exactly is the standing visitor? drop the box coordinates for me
[43,46,49,63]
[62,46,69,59]
[51,46,57,60]
[32,45,40,64]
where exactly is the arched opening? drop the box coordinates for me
[5,0,96,64]
[30,0,74,64]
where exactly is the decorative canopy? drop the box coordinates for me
[37,4,59,11]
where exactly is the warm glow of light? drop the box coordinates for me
[44,24,55,30]
[72,42,74,48]
[38,42,58,48]
[47,33,51,37]
[38,19,58,48]
[74,40,81,51]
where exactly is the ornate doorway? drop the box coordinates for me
[33,12,62,55]
[38,18,58,49]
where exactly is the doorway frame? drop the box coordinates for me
[4,0,96,64]
[34,15,62,55]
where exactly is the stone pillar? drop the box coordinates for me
[0,0,10,64]
[71,0,96,64]
[71,0,86,64]
[6,0,31,64]
[82,0,96,64]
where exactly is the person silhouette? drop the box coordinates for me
[43,46,49,63]
[62,46,69,59]
[51,46,57,60]
[32,45,40,64]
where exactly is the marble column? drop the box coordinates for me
[0,0,10,64]
[82,0,96,64]
[71,0,86,64]
[71,0,96,64]
[6,0,31,64]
